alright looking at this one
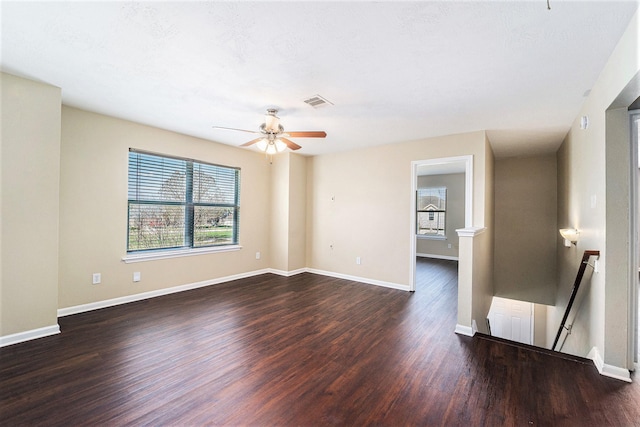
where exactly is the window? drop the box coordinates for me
[417,187,446,237]
[127,149,240,252]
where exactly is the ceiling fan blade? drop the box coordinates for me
[212,126,259,134]
[286,131,327,138]
[280,137,302,151]
[240,137,263,147]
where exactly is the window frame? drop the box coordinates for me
[125,149,241,260]
[416,186,447,239]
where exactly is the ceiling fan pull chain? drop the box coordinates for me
[547,0,551,10]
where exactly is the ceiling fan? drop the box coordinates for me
[212,109,327,154]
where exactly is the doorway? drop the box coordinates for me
[409,156,473,291]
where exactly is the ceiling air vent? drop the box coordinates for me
[303,94,333,109]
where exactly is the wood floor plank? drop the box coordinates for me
[1,258,639,426]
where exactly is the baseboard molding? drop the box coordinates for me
[0,324,60,348]
[269,268,307,277]
[455,324,475,336]
[306,268,410,292]
[58,269,272,317]
[59,267,410,319]
[588,346,632,383]
[416,253,459,261]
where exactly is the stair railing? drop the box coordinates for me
[551,250,600,351]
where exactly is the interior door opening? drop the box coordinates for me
[410,156,472,291]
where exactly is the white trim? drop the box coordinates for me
[455,324,475,336]
[58,267,409,318]
[416,253,459,261]
[416,235,447,241]
[122,245,242,263]
[306,268,410,292]
[268,268,307,277]
[601,364,632,383]
[0,324,60,348]
[629,110,639,370]
[456,227,487,238]
[588,346,632,383]
[58,268,270,317]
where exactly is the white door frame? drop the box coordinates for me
[409,155,473,291]
[630,109,639,367]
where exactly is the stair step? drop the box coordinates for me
[475,333,592,364]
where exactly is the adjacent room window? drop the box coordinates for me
[127,149,240,252]
[417,187,446,237]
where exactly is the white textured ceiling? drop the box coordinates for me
[1,1,638,157]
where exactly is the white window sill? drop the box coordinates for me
[122,245,242,263]
[416,235,447,240]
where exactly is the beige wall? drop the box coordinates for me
[416,173,465,258]
[494,154,557,305]
[58,107,271,309]
[288,153,307,271]
[270,154,289,272]
[554,11,639,371]
[473,135,495,333]
[533,303,548,348]
[1,73,61,335]
[269,152,307,272]
[307,131,491,288]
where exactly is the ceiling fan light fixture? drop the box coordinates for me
[214,108,326,158]
[275,139,287,152]
[265,143,277,155]
[256,138,268,151]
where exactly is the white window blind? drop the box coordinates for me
[127,149,240,252]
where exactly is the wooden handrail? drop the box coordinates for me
[551,250,600,351]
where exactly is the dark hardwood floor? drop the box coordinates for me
[1,258,639,426]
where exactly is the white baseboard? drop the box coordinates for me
[269,268,307,277]
[455,324,475,336]
[416,253,459,261]
[59,267,409,319]
[58,268,272,317]
[588,346,632,383]
[0,324,60,348]
[306,268,410,292]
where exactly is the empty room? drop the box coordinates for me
[2,1,640,425]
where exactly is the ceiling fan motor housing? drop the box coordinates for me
[264,109,280,133]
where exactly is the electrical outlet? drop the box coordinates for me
[92,273,101,285]
[133,272,141,282]
[256,251,261,260]
[356,256,361,265]
[448,244,452,249]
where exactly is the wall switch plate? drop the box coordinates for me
[92,273,101,285]
[133,272,141,282]
[448,244,452,249]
